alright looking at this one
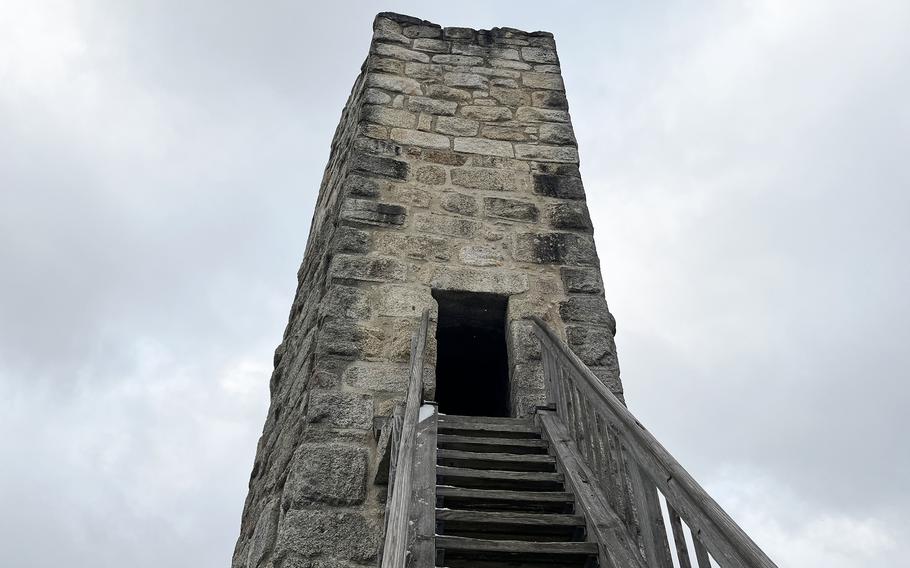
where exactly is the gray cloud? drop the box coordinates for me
[1,1,907,566]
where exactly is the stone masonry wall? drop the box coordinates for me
[233,12,622,568]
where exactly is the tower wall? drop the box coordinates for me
[233,13,621,567]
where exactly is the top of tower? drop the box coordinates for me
[374,12,555,45]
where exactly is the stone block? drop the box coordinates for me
[471,66,522,79]
[329,254,408,283]
[403,62,443,81]
[275,510,379,562]
[460,105,513,121]
[306,390,372,430]
[522,72,564,90]
[511,362,545,390]
[365,56,404,75]
[375,233,450,261]
[319,285,371,321]
[451,167,530,192]
[531,90,569,109]
[548,202,592,231]
[405,147,468,166]
[376,284,433,317]
[534,64,561,74]
[453,44,520,60]
[386,185,431,207]
[484,197,540,222]
[402,24,442,39]
[406,96,458,115]
[459,244,504,267]
[343,361,410,392]
[363,88,392,105]
[521,47,558,64]
[481,125,528,141]
[490,58,531,70]
[513,232,598,265]
[315,321,383,358]
[415,165,446,185]
[353,136,401,157]
[560,267,604,294]
[566,325,617,367]
[432,54,483,65]
[425,85,473,102]
[516,106,570,123]
[490,86,531,107]
[246,498,280,568]
[390,128,450,149]
[342,174,389,198]
[559,297,616,331]
[436,116,479,136]
[330,226,371,254]
[453,138,514,158]
[430,266,529,295]
[365,73,422,95]
[532,174,585,199]
[371,43,430,63]
[444,72,488,89]
[441,192,479,217]
[508,319,541,361]
[444,27,474,40]
[539,123,576,145]
[283,444,367,507]
[413,38,449,52]
[340,198,406,227]
[415,212,480,238]
[362,105,417,128]
[350,151,409,181]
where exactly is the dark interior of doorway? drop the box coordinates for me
[432,290,510,417]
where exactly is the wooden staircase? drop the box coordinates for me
[435,414,597,568]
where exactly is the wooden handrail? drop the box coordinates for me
[380,309,430,568]
[532,316,777,568]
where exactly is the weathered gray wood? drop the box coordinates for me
[437,465,563,488]
[436,509,585,527]
[532,317,779,568]
[436,485,575,505]
[438,414,533,426]
[438,449,555,470]
[435,535,598,555]
[668,504,693,568]
[693,533,713,568]
[380,309,430,568]
[627,458,674,568]
[437,434,549,454]
[537,411,648,568]
[408,403,437,568]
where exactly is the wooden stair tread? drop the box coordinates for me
[438,449,555,463]
[439,414,532,426]
[437,508,585,527]
[438,434,548,449]
[437,486,574,503]
[436,535,597,555]
[437,465,563,483]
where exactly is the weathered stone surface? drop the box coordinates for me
[560,267,603,294]
[403,24,442,38]
[560,296,616,331]
[415,165,446,185]
[566,325,617,367]
[343,362,410,392]
[453,138,514,158]
[365,73,422,95]
[375,233,450,261]
[460,105,513,121]
[387,185,430,207]
[342,174,388,198]
[366,56,404,75]
[246,498,280,568]
[319,285,371,321]
[513,232,598,265]
[451,167,530,192]
[407,96,457,115]
[340,198,406,227]
[425,84,473,101]
[350,151,410,180]
[515,144,578,163]
[432,54,483,65]
[548,201,592,231]
[415,212,480,238]
[372,43,430,62]
[306,390,372,430]
[453,44,519,60]
[441,192,479,216]
[430,266,530,295]
[539,123,576,144]
[508,319,541,361]
[521,47,558,64]
[329,254,408,283]
[275,510,379,562]
[390,128,449,149]
[531,90,569,109]
[522,72,564,90]
[435,116,479,136]
[460,244,504,267]
[405,147,468,166]
[316,321,383,358]
[490,58,531,70]
[444,27,474,40]
[363,105,417,128]
[484,197,540,222]
[413,38,449,52]
[490,86,530,107]
[532,174,585,199]
[515,106,570,123]
[283,444,367,507]
[330,226,371,254]
[363,88,392,105]
[444,72,488,89]
[481,125,528,141]
[376,284,433,317]
[403,62,443,80]
[511,362,545,390]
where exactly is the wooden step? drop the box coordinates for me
[437,508,586,542]
[438,449,557,472]
[438,419,541,440]
[438,434,549,455]
[437,486,575,513]
[439,414,533,425]
[436,535,597,565]
[438,465,564,491]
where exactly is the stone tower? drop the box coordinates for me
[233,12,621,567]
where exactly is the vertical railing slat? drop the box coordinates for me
[668,504,694,568]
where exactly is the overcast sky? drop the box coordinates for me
[1,1,908,567]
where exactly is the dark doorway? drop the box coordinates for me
[432,290,510,417]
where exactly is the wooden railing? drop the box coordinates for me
[532,317,777,568]
[379,309,431,568]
